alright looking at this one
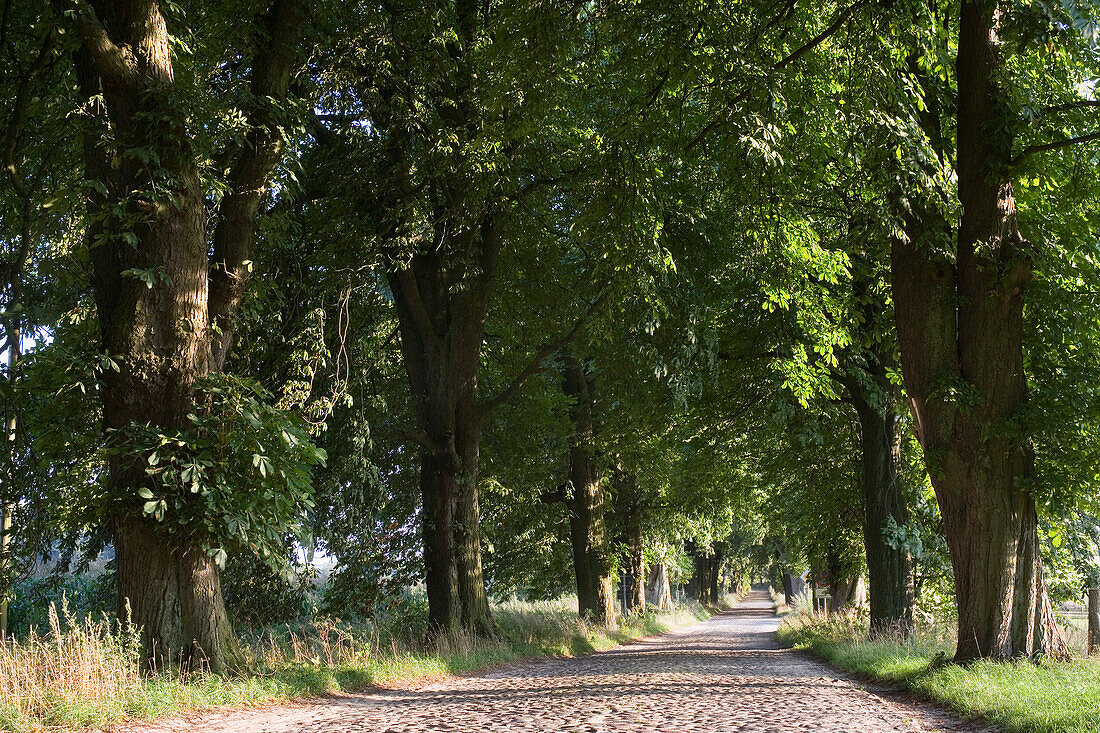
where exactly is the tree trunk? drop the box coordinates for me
[688,544,709,602]
[647,563,671,610]
[560,352,616,627]
[390,262,493,633]
[708,545,724,604]
[626,528,645,613]
[417,449,460,631]
[781,572,794,606]
[1088,587,1099,655]
[68,0,302,672]
[613,469,645,614]
[846,373,915,634]
[115,519,243,672]
[114,520,182,665]
[87,99,240,671]
[682,541,723,605]
[829,575,863,613]
[0,323,20,637]
[453,406,492,634]
[890,0,1069,660]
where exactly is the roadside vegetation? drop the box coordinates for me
[779,613,1100,733]
[0,599,707,733]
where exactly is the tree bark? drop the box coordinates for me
[683,542,697,600]
[890,0,1069,660]
[781,572,795,606]
[1089,587,1099,655]
[843,370,915,634]
[625,525,645,613]
[559,352,616,627]
[388,253,494,633]
[687,544,718,605]
[708,544,724,604]
[646,563,671,610]
[613,468,645,614]
[208,0,305,368]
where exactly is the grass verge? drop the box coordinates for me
[778,615,1100,733]
[1,599,708,732]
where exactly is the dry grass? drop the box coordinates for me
[0,602,140,730]
[0,597,707,732]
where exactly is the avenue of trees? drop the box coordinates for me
[2,0,1100,672]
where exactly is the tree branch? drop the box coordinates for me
[1035,100,1100,118]
[539,486,567,504]
[685,0,869,151]
[3,28,55,199]
[1011,130,1100,165]
[208,0,306,368]
[480,286,612,413]
[52,0,134,87]
[399,426,439,452]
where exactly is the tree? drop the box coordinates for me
[312,0,671,632]
[889,0,1078,660]
[58,0,308,670]
[556,351,616,625]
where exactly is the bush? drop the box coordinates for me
[7,573,115,638]
[222,554,314,628]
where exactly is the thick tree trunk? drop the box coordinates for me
[890,0,1069,661]
[687,546,720,605]
[68,0,302,672]
[1088,587,1099,655]
[829,575,863,613]
[560,353,616,627]
[453,408,492,634]
[846,375,915,634]
[114,520,182,664]
[781,572,794,606]
[417,449,460,631]
[683,544,697,600]
[390,275,493,633]
[625,528,645,613]
[708,545,724,604]
[646,563,671,610]
[688,546,708,602]
[115,519,243,672]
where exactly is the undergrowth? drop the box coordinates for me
[778,614,1100,733]
[0,598,707,733]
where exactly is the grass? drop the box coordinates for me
[0,598,709,732]
[778,614,1100,733]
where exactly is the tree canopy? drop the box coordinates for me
[3,0,1100,669]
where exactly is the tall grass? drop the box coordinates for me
[779,613,1100,733]
[0,598,707,733]
[0,603,139,730]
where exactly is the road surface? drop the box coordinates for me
[122,589,989,732]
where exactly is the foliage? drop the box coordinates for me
[222,553,316,628]
[109,375,326,567]
[0,0,1099,718]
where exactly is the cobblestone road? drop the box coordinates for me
[124,590,990,732]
